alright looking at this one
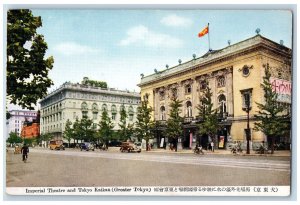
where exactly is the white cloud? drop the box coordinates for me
[160,14,193,27]
[120,25,183,48]
[53,42,101,56]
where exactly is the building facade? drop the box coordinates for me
[138,35,292,150]
[39,79,141,140]
[7,110,38,137]
[21,122,40,139]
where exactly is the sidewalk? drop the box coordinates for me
[146,148,291,157]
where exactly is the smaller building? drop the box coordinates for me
[7,110,38,137]
[39,78,141,140]
[21,121,40,139]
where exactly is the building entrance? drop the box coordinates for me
[200,134,209,150]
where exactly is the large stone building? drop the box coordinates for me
[138,34,292,150]
[39,78,140,140]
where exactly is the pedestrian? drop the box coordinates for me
[211,141,214,152]
[21,144,29,162]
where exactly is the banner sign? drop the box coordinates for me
[189,133,193,148]
[160,138,164,148]
[270,78,291,103]
[218,136,225,148]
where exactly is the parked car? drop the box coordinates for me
[120,142,141,153]
[49,140,65,150]
[80,142,95,151]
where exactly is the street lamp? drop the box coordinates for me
[245,94,251,154]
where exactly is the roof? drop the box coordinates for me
[138,34,292,87]
[40,82,140,103]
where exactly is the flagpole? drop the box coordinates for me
[208,23,211,51]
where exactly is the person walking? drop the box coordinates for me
[211,141,214,152]
[21,144,29,162]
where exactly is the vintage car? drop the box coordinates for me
[49,140,65,150]
[120,142,141,153]
[14,144,22,154]
[80,142,95,151]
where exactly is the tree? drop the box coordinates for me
[254,64,291,154]
[37,133,52,147]
[74,117,95,142]
[72,118,81,143]
[82,77,107,88]
[118,106,134,142]
[164,97,183,152]
[7,9,54,109]
[98,109,114,148]
[6,107,11,120]
[64,119,74,148]
[197,83,219,147]
[6,132,22,144]
[135,94,154,151]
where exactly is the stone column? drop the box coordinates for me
[208,73,216,109]
[191,78,197,118]
[153,89,159,120]
[177,83,184,102]
[226,67,234,116]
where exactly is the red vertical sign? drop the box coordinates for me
[190,132,193,148]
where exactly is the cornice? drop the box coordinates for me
[138,35,291,87]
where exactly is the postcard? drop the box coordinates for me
[5,8,292,197]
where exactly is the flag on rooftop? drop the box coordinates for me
[198,25,209,37]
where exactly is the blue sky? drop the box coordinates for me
[31,9,292,93]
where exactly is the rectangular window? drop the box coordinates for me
[82,111,88,118]
[185,85,192,94]
[217,76,226,87]
[73,102,76,108]
[92,123,97,129]
[129,114,134,121]
[240,88,253,110]
[73,112,76,119]
[112,113,116,120]
[93,113,97,120]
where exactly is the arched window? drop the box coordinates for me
[160,106,166,120]
[120,105,125,112]
[128,106,134,114]
[159,90,165,101]
[171,88,177,99]
[128,106,134,121]
[111,105,117,120]
[92,103,98,111]
[217,76,225,87]
[185,84,192,94]
[200,80,207,90]
[186,101,192,117]
[81,102,88,110]
[218,94,226,114]
[111,105,117,113]
[102,104,107,111]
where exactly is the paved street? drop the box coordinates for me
[6,148,290,187]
